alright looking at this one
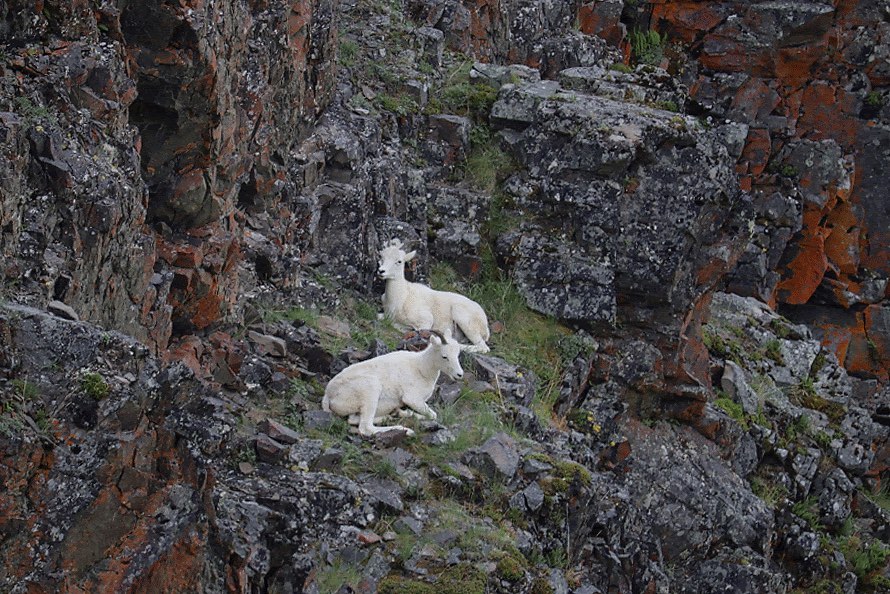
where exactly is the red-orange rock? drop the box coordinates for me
[577,1,625,46]
[740,129,771,176]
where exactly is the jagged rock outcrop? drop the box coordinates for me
[489,69,751,417]
[648,0,890,385]
[1,0,339,350]
[0,304,378,592]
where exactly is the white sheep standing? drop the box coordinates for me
[322,330,466,436]
[377,238,491,353]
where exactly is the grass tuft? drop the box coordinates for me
[81,372,110,400]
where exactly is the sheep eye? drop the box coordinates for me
[397,260,403,264]
[442,355,448,359]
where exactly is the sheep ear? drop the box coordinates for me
[404,250,417,262]
[429,333,442,345]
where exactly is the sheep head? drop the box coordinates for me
[377,239,416,280]
[428,328,464,380]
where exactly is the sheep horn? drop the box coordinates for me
[427,329,447,344]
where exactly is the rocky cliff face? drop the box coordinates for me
[645,0,890,388]
[0,0,888,592]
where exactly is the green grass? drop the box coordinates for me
[450,124,516,192]
[769,318,792,339]
[338,39,359,67]
[435,499,516,559]
[375,93,420,116]
[378,576,436,594]
[702,326,745,363]
[609,62,632,73]
[485,190,521,237]
[461,142,514,192]
[654,100,679,112]
[780,164,797,178]
[378,563,487,594]
[862,482,890,513]
[714,394,747,428]
[792,495,823,532]
[315,558,362,594]
[371,457,399,480]
[790,378,846,423]
[496,554,526,581]
[782,414,811,446]
[750,476,788,508]
[429,256,580,421]
[813,429,833,450]
[428,82,498,120]
[763,339,784,365]
[410,394,514,467]
[260,295,401,355]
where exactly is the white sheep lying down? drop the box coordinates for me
[377,239,491,353]
[322,330,466,436]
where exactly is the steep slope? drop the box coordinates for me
[0,0,887,593]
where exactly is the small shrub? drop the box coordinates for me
[81,372,110,400]
[780,164,797,177]
[784,414,811,444]
[864,91,883,107]
[750,476,788,508]
[654,100,679,112]
[316,559,362,594]
[763,339,784,365]
[435,82,498,120]
[11,379,39,400]
[792,379,845,423]
[371,456,398,480]
[769,318,792,339]
[629,29,665,66]
[714,396,748,429]
[567,408,602,435]
[338,39,359,67]
[840,535,890,586]
[234,442,257,466]
[792,495,823,532]
[15,96,58,125]
[496,554,526,581]
[530,577,555,594]
[813,430,833,450]
[375,94,419,116]
[810,350,827,375]
[378,576,435,594]
[702,327,744,363]
[438,563,487,594]
[545,546,568,569]
[461,143,514,192]
[609,62,632,73]
[552,460,592,487]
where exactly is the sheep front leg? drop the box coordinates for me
[402,396,437,421]
[357,388,415,437]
